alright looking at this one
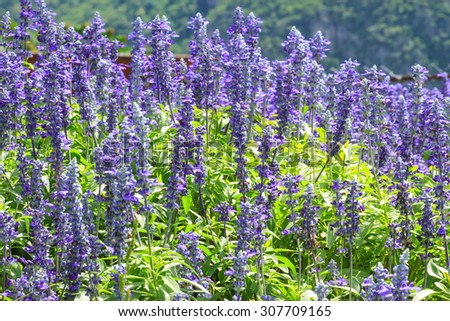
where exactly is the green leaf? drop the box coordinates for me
[412,289,435,301]
[161,262,181,272]
[355,220,373,247]
[161,276,181,293]
[435,282,450,294]
[22,61,34,70]
[427,259,448,279]
[181,192,192,215]
[330,285,360,296]
[276,255,297,279]
[326,224,337,249]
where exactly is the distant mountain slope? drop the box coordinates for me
[2,0,449,73]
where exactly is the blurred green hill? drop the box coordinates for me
[2,0,449,73]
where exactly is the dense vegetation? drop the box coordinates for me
[1,0,450,73]
[1,1,450,301]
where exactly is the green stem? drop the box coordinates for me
[437,166,450,268]
[144,200,157,291]
[297,238,302,290]
[311,250,321,283]
[198,186,207,219]
[368,140,381,200]
[2,244,6,301]
[424,244,429,288]
[259,246,266,297]
[247,105,255,142]
[163,209,174,246]
[88,270,99,301]
[205,107,210,153]
[96,183,102,236]
[310,105,316,184]
[349,243,353,301]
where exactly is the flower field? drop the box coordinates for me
[1,1,450,301]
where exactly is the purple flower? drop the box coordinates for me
[255,126,279,206]
[193,126,206,187]
[243,12,262,55]
[111,264,125,300]
[57,159,92,297]
[230,103,250,196]
[128,17,149,105]
[272,60,299,142]
[166,90,196,211]
[176,231,211,299]
[176,231,211,298]
[392,250,419,300]
[227,201,268,300]
[148,15,178,112]
[0,210,18,289]
[106,165,137,260]
[0,211,17,244]
[328,60,361,157]
[387,183,414,249]
[0,51,27,149]
[418,189,436,257]
[284,183,319,251]
[173,292,190,301]
[309,31,330,62]
[214,202,234,223]
[314,282,330,301]
[227,7,246,40]
[361,262,393,301]
[187,13,219,111]
[331,180,363,252]
[8,265,57,301]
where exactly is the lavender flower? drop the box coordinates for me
[214,202,234,223]
[0,51,26,149]
[392,250,418,300]
[9,206,55,301]
[173,292,190,301]
[227,202,268,300]
[128,17,149,105]
[40,51,73,180]
[187,13,217,111]
[328,60,361,157]
[166,90,196,212]
[227,7,246,40]
[243,12,262,56]
[331,180,363,252]
[418,189,436,257]
[272,61,299,142]
[9,265,57,301]
[361,262,393,301]
[148,15,178,116]
[57,159,91,296]
[176,231,211,298]
[255,126,278,206]
[81,191,103,299]
[106,165,137,260]
[309,31,330,62]
[314,282,330,301]
[284,183,319,251]
[0,211,17,245]
[230,103,250,197]
[389,183,414,249]
[111,264,125,300]
[225,250,250,301]
[0,211,18,287]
